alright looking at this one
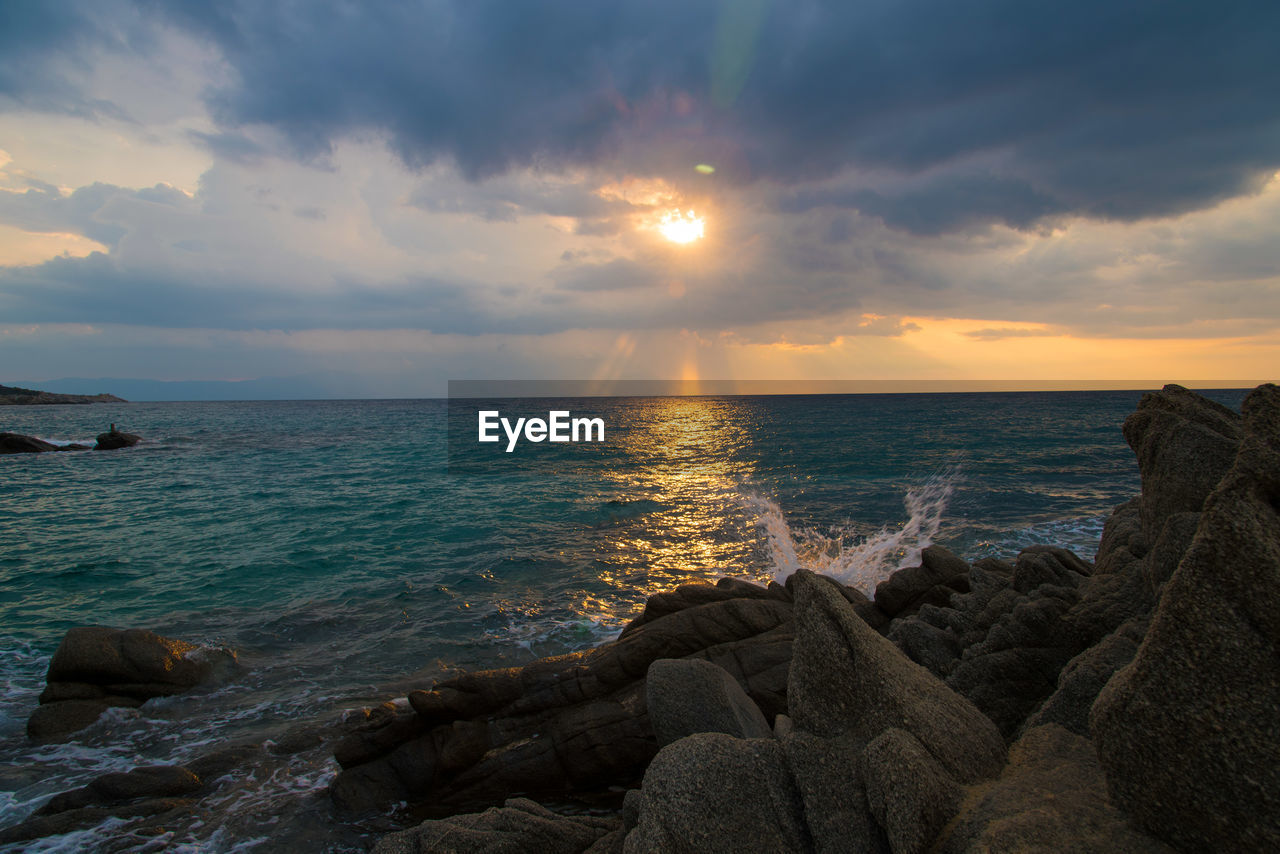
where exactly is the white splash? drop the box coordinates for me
[746,469,958,597]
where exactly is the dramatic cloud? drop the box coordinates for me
[1,0,1278,392]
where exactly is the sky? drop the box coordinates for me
[1,0,1278,397]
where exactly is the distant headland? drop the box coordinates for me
[0,384,126,405]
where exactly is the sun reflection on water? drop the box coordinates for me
[586,396,761,609]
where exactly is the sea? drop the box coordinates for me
[0,389,1249,851]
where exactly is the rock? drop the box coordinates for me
[645,658,771,747]
[47,626,236,687]
[1122,383,1241,544]
[1092,383,1280,852]
[30,626,237,741]
[37,765,203,815]
[94,427,141,450]
[184,743,262,782]
[782,730,886,854]
[622,578,790,634]
[944,548,1091,738]
[26,699,124,740]
[0,798,194,846]
[788,570,1005,783]
[938,724,1173,853]
[333,595,795,813]
[1143,510,1200,596]
[861,728,963,854]
[887,611,962,678]
[0,432,59,453]
[1021,617,1146,737]
[623,734,811,854]
[874,545,971,617]
[373,797,617,854]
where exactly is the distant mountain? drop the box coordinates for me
[0,383,126,405]
[19,375,368,401]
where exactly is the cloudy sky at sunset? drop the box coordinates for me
[2,1,1277,396]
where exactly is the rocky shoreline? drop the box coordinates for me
[0,383,125,406]
[4,383,1277,851]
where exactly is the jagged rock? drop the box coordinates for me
[1092,384,1280,852]
[1021,616,1146,736]
[373,797,618,854]
[1122,383,1241,544]
[622,578,789,634]
[623,734,811,854]
[782,730,886,854]
[874,545,971,618]
[94,427,141,450]
[680,624,793,720]
[788,570,1005,783]
[887,610,962,678]
[36,765,202,816]
[645,658,771,747]
[1143,510,1200,596]
[938,725,1173,853]
[942,547,1093,738]
[29,626,238,741]
[862,728,963,854]
[333,595,795,813]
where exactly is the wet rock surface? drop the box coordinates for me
[28,626,239,742]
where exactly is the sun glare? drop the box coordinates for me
[658,209,705,244]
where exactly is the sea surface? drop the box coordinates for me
[0,389,1248,850]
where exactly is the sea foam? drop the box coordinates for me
[746,469,958,597]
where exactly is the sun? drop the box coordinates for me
[657,209,705,244]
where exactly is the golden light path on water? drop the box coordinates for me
[578,397,761,622]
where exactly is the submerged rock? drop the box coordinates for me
[0,432,89,454]
[28,626,238,741]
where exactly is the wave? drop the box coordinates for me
[744,468,959,597]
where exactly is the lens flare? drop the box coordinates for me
[657,210,705,244]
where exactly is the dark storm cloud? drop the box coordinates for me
[8,0,1278,233]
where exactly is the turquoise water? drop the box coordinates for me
[0,389,1248,849]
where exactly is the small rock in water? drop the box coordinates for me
[94,425,142,450]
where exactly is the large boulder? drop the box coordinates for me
[1092,383,1280,852]
[29,627,238,741]
[645,658,771,747]
[937,724,1172,853]
[782,731,887,854]
[861,728,963,854]
[623,734,811,854]
[1121,383,1241,545]
[788,569,1006,783]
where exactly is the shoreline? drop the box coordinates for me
[1,383,1277,851]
